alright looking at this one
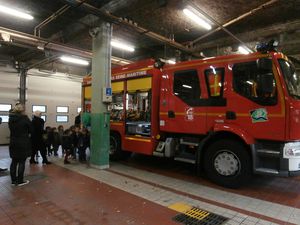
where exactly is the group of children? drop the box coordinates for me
[43,125,90,164]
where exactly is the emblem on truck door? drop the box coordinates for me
[250,108,268,123]
[185,107,194,121]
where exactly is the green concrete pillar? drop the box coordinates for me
[90,22,112,169]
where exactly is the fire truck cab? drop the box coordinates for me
[82,47,300,188]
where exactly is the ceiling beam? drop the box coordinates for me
[61,0,201,57]
[0,26,132,66]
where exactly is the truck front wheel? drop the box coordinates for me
[204,140,252,188]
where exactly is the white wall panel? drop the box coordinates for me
[0,67,82,144]
[26,75,81,129]
[0,70,19,144]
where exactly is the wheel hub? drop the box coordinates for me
[214,151,240,176]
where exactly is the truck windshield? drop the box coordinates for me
[278,59,300,99]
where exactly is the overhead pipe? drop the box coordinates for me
[26,55,59,70]
[190,0,279,47]
[34,0,88,37]
[0,26,132,66]
[34,5,71,37]
[61,0,201,57]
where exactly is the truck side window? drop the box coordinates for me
[173,70,200,103]
[232,61,277,105]
[110,93,124,121]
[205,68,225,97]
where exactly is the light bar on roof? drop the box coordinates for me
[238,46,250,55]
[0,5,33,20]
[167,59,176,64]
[60,56,89,66]
[111,40,135,52]
[183,7,211,30]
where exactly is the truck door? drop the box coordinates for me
[228,59,285,140]
[160,68,207,135]
[203,66,227,131]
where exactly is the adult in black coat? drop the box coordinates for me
[8,103,32,186]
[31,111,51,164]
[74,111,82,127]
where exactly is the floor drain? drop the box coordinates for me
[173,207,228,225]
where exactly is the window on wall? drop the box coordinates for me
[32,105,46,113]
[77,107,82,113]
[205,67,225,97]
[0,104,12,112]
[232,61,277,105]
[41,115,46,122]
[56,115,68,123]
[173,70,200,103]
[0,115,9,123]
[56,106,69,113]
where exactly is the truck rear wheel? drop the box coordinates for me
[204,140,252,188]
[110,133,131,161]
[110,133,122,160]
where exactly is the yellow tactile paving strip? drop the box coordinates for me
[169,202,227,225]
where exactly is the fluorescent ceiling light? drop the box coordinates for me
[182,84,192,89]
[238,46,250,54]
[183,8,211,30]
[111,40,135,52]
[120,61,130,64]
[0,5,33,20]
[60,56,89,66]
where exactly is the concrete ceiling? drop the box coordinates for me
[0,0,299,76]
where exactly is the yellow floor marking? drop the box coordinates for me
[168,202,192,213]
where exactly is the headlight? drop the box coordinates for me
[283,142,300,158]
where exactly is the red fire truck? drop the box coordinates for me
[82,44,300,187]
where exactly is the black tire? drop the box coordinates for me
[110,133,122,161]
[204,140,252,188]
[109,133,131,161]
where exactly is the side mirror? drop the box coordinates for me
[257,58,273,72]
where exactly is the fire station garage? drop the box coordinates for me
[1,0,300,224]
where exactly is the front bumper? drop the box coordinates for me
[289,170,300,176]
[251,140,300,177]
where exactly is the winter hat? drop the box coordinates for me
[34,110,42,117]
[12,103,25,113]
